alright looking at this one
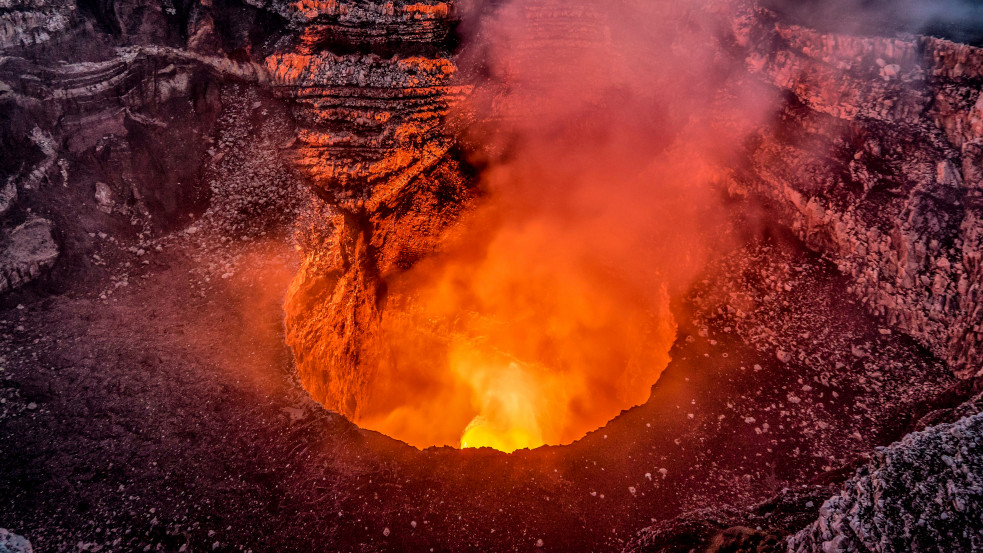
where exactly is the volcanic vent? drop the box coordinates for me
[278,0,779,451]
[6,0,983,550]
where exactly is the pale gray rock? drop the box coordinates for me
[0,217,58,294]
[0,529,32,553]
[787,410,983,553]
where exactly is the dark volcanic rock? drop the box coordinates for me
[624,485,833,553]
[625,375,983,553]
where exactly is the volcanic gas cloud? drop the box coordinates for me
[285,0,778,451]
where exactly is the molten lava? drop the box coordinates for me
[282,0,778,452]
[458,359,546,452]
[352,181,682,451]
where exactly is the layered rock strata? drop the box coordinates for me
[265,50,468,202]
[275,1,477,417]
[0,0,279,293]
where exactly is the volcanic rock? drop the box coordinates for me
[0,218,58,294]
[0,530,32,553]
[787,408,983,553]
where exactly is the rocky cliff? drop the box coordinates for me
[272,0,479,420]
[734,8,983,375]
[0,0,283,295]
[620,8,983,551]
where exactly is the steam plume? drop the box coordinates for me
[353,0,781,450]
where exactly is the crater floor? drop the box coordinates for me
[0,225,960,553]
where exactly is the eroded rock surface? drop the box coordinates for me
[787,407,983,553]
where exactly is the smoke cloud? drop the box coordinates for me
[350,0,782,450]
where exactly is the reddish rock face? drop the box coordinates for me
[274,0,482,444]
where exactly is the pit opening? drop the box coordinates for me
[281,0,757,452]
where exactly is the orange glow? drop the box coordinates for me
[352,149,714,451]
[457,357,546,452]
[283,0,781,452]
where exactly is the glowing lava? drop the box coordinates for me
[282,0,764,453]
[458,362,545,452]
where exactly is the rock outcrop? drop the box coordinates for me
[624,486,828,553]
[0,529,32,553]
[277,0,478,419]
[0,218,58,295]
[0,0,82,54]
[786,407,983,552]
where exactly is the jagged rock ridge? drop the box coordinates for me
[787,406,983,552]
